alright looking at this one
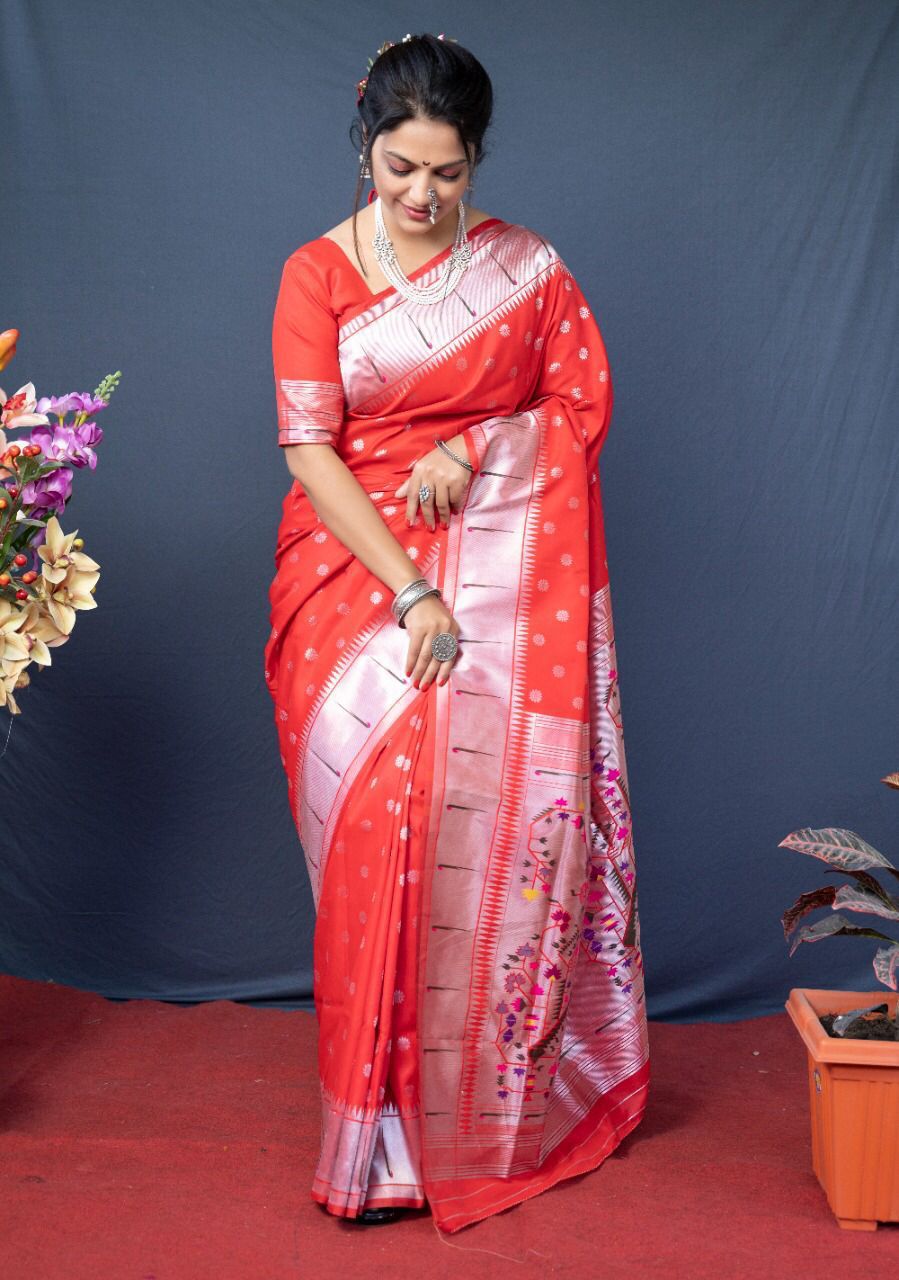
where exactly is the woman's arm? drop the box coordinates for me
[284,444,424,596]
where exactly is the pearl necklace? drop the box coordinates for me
[371,196,472,305]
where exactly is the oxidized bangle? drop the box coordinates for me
[434,437,474,473]
[396,585,442,629]
[392,577,443,628]
[392,577,430,622]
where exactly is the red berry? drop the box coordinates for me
[0,573,9,586]
[0,499,6,510]
[7,486,17,498]
[13,553,27,566]
[21,571,37,584]
[7,445,20,457]
[15,588,27,600]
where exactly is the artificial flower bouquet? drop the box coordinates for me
[0,328,120,714]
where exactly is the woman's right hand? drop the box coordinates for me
[402,593,462,689]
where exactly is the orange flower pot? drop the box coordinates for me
[786,987,899,1230]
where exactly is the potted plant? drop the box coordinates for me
[780,771,899,1231]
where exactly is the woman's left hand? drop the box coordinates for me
[394,436,472,531]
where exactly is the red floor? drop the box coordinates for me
[0,973,895,1278]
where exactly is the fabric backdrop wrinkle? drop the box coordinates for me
[1,0,897,1019]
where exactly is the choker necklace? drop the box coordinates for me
[371,196,472,305]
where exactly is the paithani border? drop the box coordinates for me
[415,404,549,1161]
[335,224,565,415]
[413,398,650,1180]
[293,539,441,906]
[313,1084,426,1214]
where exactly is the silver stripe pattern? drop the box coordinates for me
[276,377,344,447]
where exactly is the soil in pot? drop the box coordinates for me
[819,1003,899,1042]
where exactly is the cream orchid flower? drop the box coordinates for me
[37,516,100,585]
[0,601,32,712]
[20,599,68,656]
[0,670,22,715]
[0,596,28,650]
[37,562,100,635]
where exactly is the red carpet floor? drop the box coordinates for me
[0,973,896,1278]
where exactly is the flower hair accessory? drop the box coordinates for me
[356,33,456,105]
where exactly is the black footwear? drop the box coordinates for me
[355,1205,403,1224]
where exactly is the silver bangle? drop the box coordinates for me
[392,577,443,629]
[392,577,430,622]
[396,585,442,629]
[434,437,474,473]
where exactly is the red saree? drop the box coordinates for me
[264,215,650,1233]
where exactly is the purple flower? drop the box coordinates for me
[76,420,103,447]
[35,393,83,418]
[73,393,108,415]
[29,422,102,469]
[20,468,72,515]
[36,391,108,418]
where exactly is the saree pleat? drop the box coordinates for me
[265,216,650,1232]
[311,688,433,1214]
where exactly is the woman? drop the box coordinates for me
[264,33,649,1233]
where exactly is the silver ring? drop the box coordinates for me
[419,483,432,504]
[430,631,458,663]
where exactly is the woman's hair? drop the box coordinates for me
[349,33,494,272]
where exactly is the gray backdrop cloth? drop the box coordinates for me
[2,0,897,1019]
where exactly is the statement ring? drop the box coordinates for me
[430,631,458,663]
[419,483,432,505]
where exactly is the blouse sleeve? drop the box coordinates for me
[271,249,345,448]
[531,252,614,460]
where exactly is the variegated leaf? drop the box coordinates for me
[833,883,899,921]
[778,827,895,872]
[781,886,836,938]
[845,867,899,901]
[787,912,892,957]
[872,944,899,991]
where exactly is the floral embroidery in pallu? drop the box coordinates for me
[264,218,649,1231]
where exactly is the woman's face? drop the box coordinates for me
[369,117,471,234]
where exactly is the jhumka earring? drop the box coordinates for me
[359,151,371,179]
[427,188,437,224]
